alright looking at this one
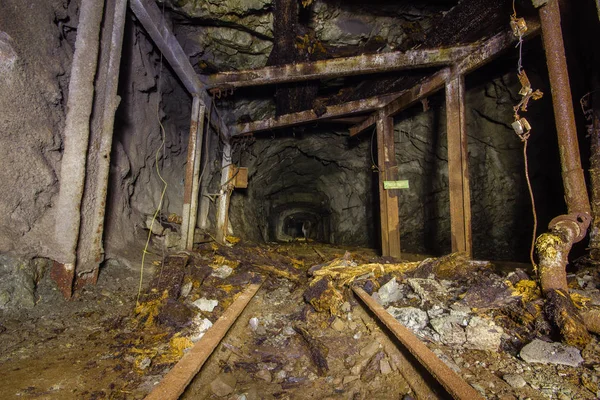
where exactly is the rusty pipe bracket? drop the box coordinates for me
[548,212,592,242]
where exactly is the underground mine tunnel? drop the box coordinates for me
[1,0,600,398]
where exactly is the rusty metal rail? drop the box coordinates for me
[353,286,484,400]
[144,279,484,400]
[145,280,263,400]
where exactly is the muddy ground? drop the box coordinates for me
[0,242,599,399]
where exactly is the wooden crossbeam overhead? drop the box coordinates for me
[232,92,402,136]
[206,46,474,89]
[129,0,230,139]
[349,21,541,136]
[350,68,451,136]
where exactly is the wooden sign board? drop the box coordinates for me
[234,167,248,188]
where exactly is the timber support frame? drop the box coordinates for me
[445,72,472,256]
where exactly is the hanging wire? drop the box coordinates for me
[136,2,169,306]
[511,0,539,270]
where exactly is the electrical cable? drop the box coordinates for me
[136,3,169,306]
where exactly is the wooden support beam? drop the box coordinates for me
[77,0,128,286]
[233,92,401,136]
[207,46,473,89]
[53,0,105,296]
[350,68,451,136]
[129,0,230,140]
[145,280,263,400]
[445,73,472,256]
[198,119,213,231]
[215,142,234,244]
[349,22,541,136]
[180,97,205,250]
[377,116,401,258]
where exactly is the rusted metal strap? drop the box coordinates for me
[353,286,484,400]
[145,279,263,400]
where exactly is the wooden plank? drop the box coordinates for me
[207,46,473,89]
[350,68,450,137]
[145,281,263,400]
[349,22,541,136]
[376,116,401,258]
[187,103,206,250]
[180,97,201,250]
[353,287,484,400]
[129,0,230,140]
[445,74,472,256]
[233,92,401,136]
[215,142,233,244]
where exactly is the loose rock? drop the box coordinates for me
[386,306,429,332]
[192,297,219,312]
[519,339,584,367]
[406,278,447,306]
[377,278,404,306]
[212,265,234,279]
[331,317,345,332]
[210,373,237,397]
[255,369,272,383]
[503,373,527,388]
[430,315,466,346]
[464,316,503,351]
[380,359,392,375]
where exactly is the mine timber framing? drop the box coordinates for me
[233,92,402,136]
[129,0,230,140]
[376,116,401,258]
[207,45,474,89]
[77,0,128,283]
[180,97,206,250]
[445,73,472,255]
[53,0,105,296]
[216,142,234,245]
[349,21,542,136]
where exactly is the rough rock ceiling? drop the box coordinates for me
[161,0,534,122]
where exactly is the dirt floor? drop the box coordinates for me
[0,241,599,399]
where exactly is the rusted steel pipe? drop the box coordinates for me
[535,0,594,348]
[539,0,591,219]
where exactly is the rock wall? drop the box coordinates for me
[0,0,196,311]
[392,61,563,261]
[228,130,376,246]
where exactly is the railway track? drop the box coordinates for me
[145,277,484,400]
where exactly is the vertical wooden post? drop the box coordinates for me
[445,73,472,256]
[52,0,104,297]
[198,127,212,230]
[376,115,401,258]
[187,105,205,249]
[181,96,204,250]
[77,0,128,287]
[216,142,233,245]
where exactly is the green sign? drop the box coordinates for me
[383,180,409,190]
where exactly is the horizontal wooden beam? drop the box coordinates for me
[207,46,474,89]
[129,0,230,140]
[349,21,541,136]
[232,92,402,136]
[350,68,450,136]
